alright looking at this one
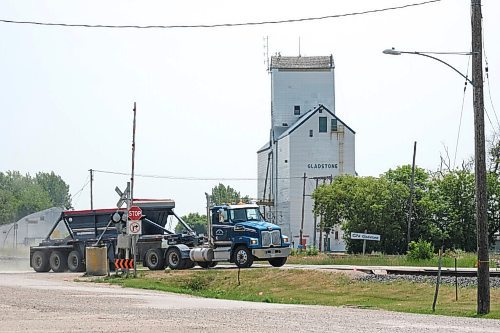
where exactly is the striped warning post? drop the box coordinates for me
[114,259,134,270]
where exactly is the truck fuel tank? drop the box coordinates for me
[189,247,214,262]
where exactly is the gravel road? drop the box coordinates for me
[1,271,500,333]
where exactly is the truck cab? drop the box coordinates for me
[210,203,291,268]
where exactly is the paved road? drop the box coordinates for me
[1,271,500,333]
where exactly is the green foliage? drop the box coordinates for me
[305,246,319,256]
[292,246,319,256]
[210,183,248,205]
[175,212,208,235]
[312,162,500,254]
[313,174,409,254]
[35,171,72,209]
[407,239,434,260]
[0,170,72,225]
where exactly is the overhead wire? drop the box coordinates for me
[482,21,499,132]
[70,175,91,206]
[0,0,442,30]
[92,169,306,181]
[92,169,338,182]
[453,55,471,169]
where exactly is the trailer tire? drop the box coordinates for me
[197,261,217,269]
[67,250,85,272]
[233,246,253,268]
[268,257,287,267]
[166,247,184,270]
[144,248,165,270]
[49,251,68,272]
[31,251,50,272]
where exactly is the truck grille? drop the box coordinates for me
[261,230,281,247]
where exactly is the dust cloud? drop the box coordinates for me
[0,247,30,271]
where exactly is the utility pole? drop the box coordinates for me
[408,142,417,250]
[299,173,307,248]
[131,102,137,201]
[313,178,319,248]
[130,102,138,277]
[471,0,490,315]
[89,169,94,210]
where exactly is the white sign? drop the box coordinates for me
[127,220,142,235]
[350,232,381,241]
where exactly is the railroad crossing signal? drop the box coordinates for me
[115,184,130,208]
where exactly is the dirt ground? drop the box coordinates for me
[1,267,500,333]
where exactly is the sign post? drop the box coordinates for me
[127,205,142,277]
[350,232,381,255]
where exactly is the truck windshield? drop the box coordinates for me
[230,208,263,222]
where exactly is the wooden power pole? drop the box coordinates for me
[471,0,490,315]
[408,142,417,250]
[299,173,307,248]
[89,169,94,210]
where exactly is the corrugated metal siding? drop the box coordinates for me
[271,70,335,130]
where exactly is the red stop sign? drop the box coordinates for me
[128,206,143,221]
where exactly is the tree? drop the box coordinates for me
[35,171,72,209]
[313,175,409,254]
[175,212,208,235]
[0,170,71,225]
[210,183,248,205]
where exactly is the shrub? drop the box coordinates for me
[306,246,319,256]
[407,239,434,260]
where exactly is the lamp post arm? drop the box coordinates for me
[402,51,474,86]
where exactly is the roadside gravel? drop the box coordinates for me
[356,274,500,288]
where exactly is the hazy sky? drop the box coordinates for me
[1,0,499,216]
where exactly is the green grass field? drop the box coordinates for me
[286,252,497,268]
[96,268,500,319]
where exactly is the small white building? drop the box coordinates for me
[257,55,356,251]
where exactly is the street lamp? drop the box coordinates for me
[383,44,490,314]
[382,48,474,86]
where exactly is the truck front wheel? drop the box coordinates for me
[144,248,165,270]
[31,251,50,272]
[49,251,68,272]
[233,246,253,268]
[268,257,287,267]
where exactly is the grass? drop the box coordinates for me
[96,268,500,319]
[286,252,497,268]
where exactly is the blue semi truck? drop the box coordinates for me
[30,199,290,272]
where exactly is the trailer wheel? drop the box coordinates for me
[197,261,217,269]
[166,247,184,270]
[144,248,165,270]
[233,246,253,268]
[49,251,68,272]
[31,251,50,272]
[67,250,85,272]
[268,257,287,267]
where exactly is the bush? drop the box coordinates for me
[306,246,319,256]
[407,239,434,260]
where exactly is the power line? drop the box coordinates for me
[453,55,471,168]
[0,0,442,30]
[482,15,500,131]
[92,169,307,181]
